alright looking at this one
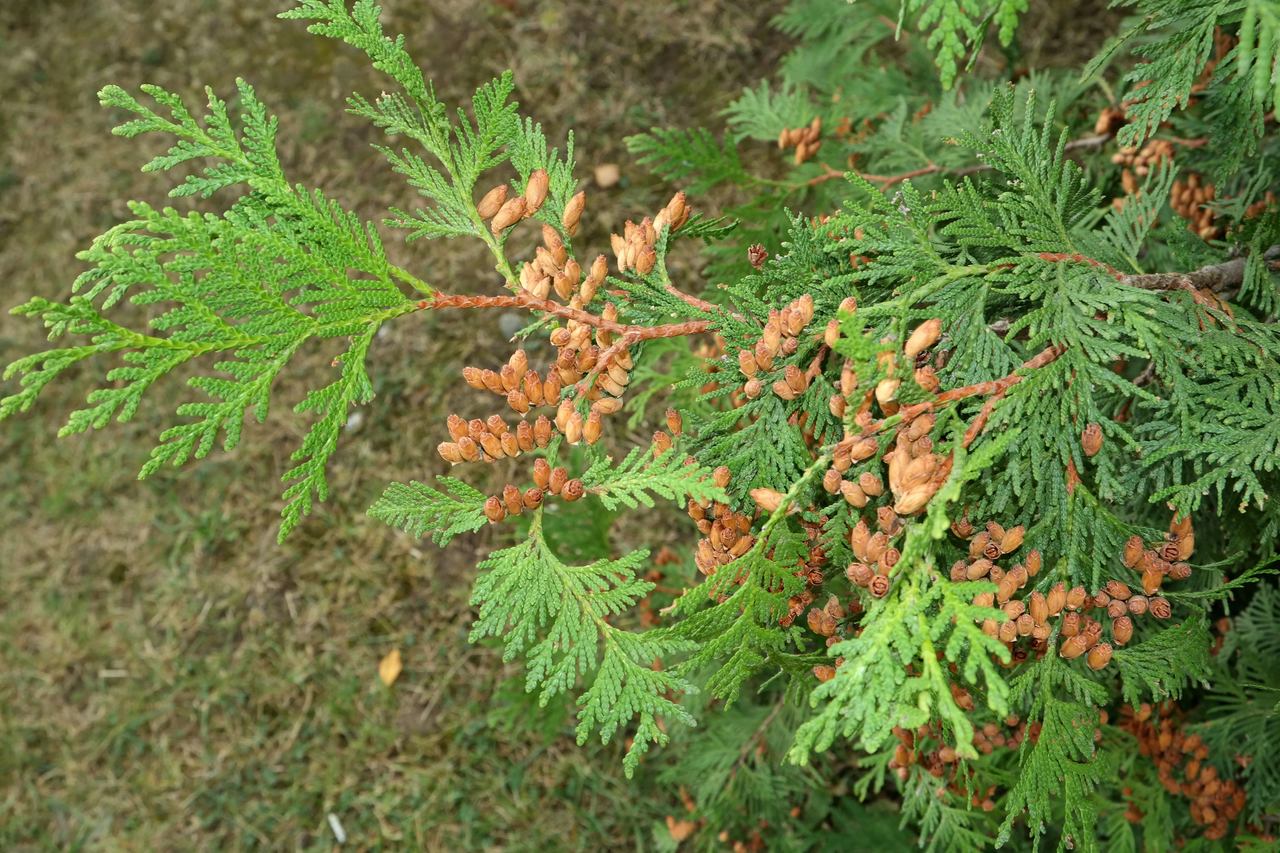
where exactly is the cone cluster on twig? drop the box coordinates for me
[1172,173,1223,241]
[1118,702,1245,840]
[777,116,822,165]
[691,465,756,579]
[611,192,689,275]
[733,294,821,401]
[946,511,1195,669]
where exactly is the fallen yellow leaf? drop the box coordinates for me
[378,648,402,686]
[665,815,697,843]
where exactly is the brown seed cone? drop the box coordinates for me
[484,496,506,523]
[1004,599,1026,620]
[865,532,889,565]
[1066,586,1088,610]
[477,184,509,219]
[534,415,553,447]
[1113,616,1134,645]
[1016,614,1035,637]
[751,487,785,513]
[562,479,585,502]
[490,196,527,233]
[457,436,480,462]
[523,169,549,214]
[584,411,603,445]
[712,466,731,489]
[966,559,993,580]
[1007,565,1028,590]
[772,380,797,401]
[822,468,842,494]
[481,369,505,395]
[652,430,673,455]
[996,576,1018,605]
[1141,568,1164,595]
[915,365,941,392]
[868,575,891,598]
[562,190,586,236]
[1122,535,1145,569]
[462,366,486,390]
[1086,642,1114,670]
[503,484,524,517]
[513,421,533,452]
[999,620,1017,643]
[1105,580,1133,601]
[532,458,551,490]
[807,608,837,637]
[1029,592,1049,625]
[1000,525,1025,554]
[850,520,871,560]
[438,442,464,464]
[841,480,869,507]
[478,432,504,460]
[507,389,531,415]
[881,548,901,570]
[1061,611,1082,638]
[1150,597,1171,619]
[1127,594,1149,616]
[846,562,874,587]
[850,436,879,462]
[904,319,942,358]
[1168,561,1192,581]
[1047,582,1067,616]
[858,473,884,497]
[1082,422,1104,457]
[1060,634,1089,659]
[1107,599,1128,619]
[563,412,584,444]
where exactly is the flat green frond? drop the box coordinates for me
[469,516,696,776]
[367,477,489,545]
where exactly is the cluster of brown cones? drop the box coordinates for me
[945,511,1193,670]
[610,192,689,275]
[1118,703,1245,840]
[734,294,821,401]
[777,117,822,165]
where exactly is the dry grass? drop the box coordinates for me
[0,0,782,847]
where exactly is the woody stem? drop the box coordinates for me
[427,293,711,340]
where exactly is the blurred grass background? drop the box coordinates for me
[0,1,784,847]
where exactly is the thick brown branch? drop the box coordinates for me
[1120,247,1279,293]
[426,293,711,340]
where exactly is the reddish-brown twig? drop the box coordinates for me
[664,281,721,315]
[900,343,1067,424]
[425,293,711,340]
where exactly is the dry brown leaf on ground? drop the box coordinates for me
[379,648,403,687]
